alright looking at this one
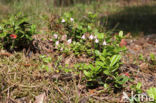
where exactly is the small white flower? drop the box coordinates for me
[53,34,58,39]
[81,35,86,39]
[61,19,65,23]
[103,40,107,45]
[89,35,94,40]
[55,41,59,46]
[67,39,72,44]
[95,39,99,43]
[70,18,74,22]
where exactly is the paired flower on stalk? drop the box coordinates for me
[81,34,107,45]
[61,18,74,23]
[55,39,72,47]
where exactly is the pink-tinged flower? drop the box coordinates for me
[95,39,99,43]
[67,39,72,44]
[81,35,86,39]
[70,18,74,22]
[55,41,59,46]
[89,35,94,40]
[53,34,58,39]
[103,40,107,45]
[10,34,17,39]
[61,19,65,23]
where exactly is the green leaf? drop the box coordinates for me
[0,25,2,30]
[30,24,36,34]
[147,87,156,100]
[110,63,119,72]
[41,65,49,71]
[89,64,95,70]
[99,56,105,62]
[95,50,101,56]
[84,70,91,77]
[95,61,104,67]
[16,17,28,26]
[103,70,110,76]
[87,25,92,31]
[110,55,121,67]
[150,53,155,61]
[115,75,129,85]
[97,33,104,39]
[43,57,52,63]
[104,83,109,89]
[119,31,123,38]
[93,66,101,73]
[64,12,72,18]
[136,82,142,90]
[102,49,107,57]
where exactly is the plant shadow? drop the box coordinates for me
[100,4,156,35]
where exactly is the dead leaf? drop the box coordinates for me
[125,32,131,38]
[61,34,67,41]
[65,54,74,64]
[23,64,31,67]
[147,41,154,45]
[0,53,11,57]
[88,89,96,94]
[34,93,46,103]
[78,84,85,90]
[139,63,149,70]
[133,45,142,51]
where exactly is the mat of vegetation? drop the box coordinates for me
[0,0,156,103]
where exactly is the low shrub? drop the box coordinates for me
[49,12,128,88]
[0,13,37,51]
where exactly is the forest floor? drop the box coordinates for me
[0,33,156,103]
